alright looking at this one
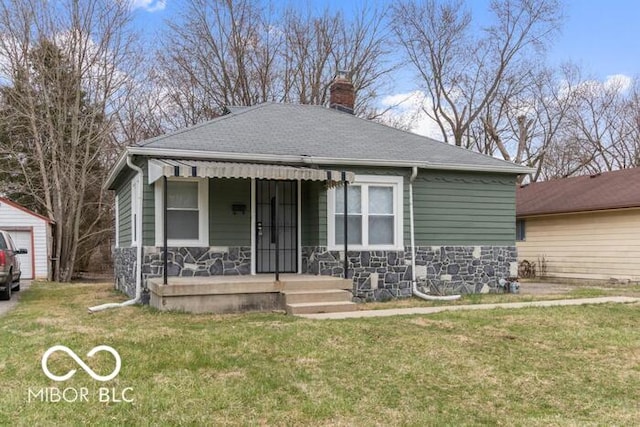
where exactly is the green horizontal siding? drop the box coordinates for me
[120,157,516,249]
[318,189,327,246]
[304,166,516,247]
[411,170,516,245]
[140,157,155,246]
[111,156,149,246]
[301,181,322,246]
[209,178,251,246]
[116,180,131,247]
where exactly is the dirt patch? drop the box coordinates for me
[519,281,573,295]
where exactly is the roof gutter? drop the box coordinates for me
[420,162,534,175]
[104,146,532,189]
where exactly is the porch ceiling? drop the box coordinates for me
[148,158,354,186]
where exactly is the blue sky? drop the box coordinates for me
[131,0,640,82]
[548,0,640,78]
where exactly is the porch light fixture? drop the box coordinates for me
[232,203,247,215]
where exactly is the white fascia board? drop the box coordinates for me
[104,150,131,190]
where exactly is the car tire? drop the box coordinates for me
[0,282,10,301]
[13,272,20,292]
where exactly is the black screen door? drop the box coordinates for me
[255,180,298,273]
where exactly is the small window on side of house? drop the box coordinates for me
[516,219,526,241]
[167,181,200,240]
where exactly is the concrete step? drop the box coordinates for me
[282,289,352,305]
[279,277,352,291]
[286,301,358,315]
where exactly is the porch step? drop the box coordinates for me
[286,301,357,315]
[278,278,352,291]
[282,289,352,305]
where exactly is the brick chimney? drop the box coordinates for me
[329,70,355,114]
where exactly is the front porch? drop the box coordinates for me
[147,274,355,315]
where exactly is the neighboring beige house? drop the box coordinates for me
[516,168,640,283]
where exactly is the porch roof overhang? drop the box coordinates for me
[147,158,355,186]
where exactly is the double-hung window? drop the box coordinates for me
[328,175,403,250]
[167,181,200,240]
[155,178,209,246]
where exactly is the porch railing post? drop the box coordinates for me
[343,172,348,278]
[274,180,280,282]
[163,175,168,285]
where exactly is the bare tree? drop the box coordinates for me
[281,3,393,115]
[561,75,638,173]
[152,0,393,128]
[473,63,581,182]
[153,0,284,128]
[392,0,562,147]
[0,0,138,281]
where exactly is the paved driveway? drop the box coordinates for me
[0,280,30,316]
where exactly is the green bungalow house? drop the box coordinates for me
[105,76,530,314]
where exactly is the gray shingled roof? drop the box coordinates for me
[136,103,529,174]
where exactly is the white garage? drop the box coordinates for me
[0,197,52,280]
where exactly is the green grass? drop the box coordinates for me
[1,282,639,425]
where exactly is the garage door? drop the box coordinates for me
[7,230,33,280]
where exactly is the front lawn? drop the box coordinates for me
[1,282,639,425]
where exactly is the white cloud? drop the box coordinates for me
[131,0,166,13]
[603,73,632,92]
[379,90,444,140]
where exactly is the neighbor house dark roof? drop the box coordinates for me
[137,103,529,173]
[516,168,640,217]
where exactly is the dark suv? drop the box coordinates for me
[0,230,27,300]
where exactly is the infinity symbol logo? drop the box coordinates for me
[41,345,121,382]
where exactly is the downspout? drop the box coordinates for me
[89,155,143,313]
[409,166,461,302]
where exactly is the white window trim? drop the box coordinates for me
[154,177,209,247]
[114,194,120,249]
[327,174,404,251]
[131,179,138,246]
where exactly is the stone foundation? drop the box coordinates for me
[142,246,251,278]
[302,245,517,301]
[413,246,517,295]
[301,246,411,301]
[115,244,517,302]
[113,247,137,297]
[113,246,252,298]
